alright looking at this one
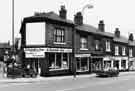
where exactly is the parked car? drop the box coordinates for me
[95,67,119,77]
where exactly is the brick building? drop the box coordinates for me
[20,6,74,76]
[19,6,135,77]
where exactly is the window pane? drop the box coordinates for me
[81,58,89,71]
[80,37,87,49]
[76,58,81,71]
[62,53,68,69]
[56,53,61,69]
[49,53,55,69]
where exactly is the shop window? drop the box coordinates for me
[104,61,111,69]
[49,53,69,70]
[80,37,88,50]
[91,59,102,71]
[76,57,89,72]
[54,28,65,43]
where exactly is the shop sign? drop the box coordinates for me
[129,57,135,61]
[103,56,113,61]
[25,51,45,58]
[45,48,72,53]
[24,48,45,58]
[75,54,91,57]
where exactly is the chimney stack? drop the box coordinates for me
[98,20,105,32]
[129,33,134,41]
[115,28,120,37]
[59,5,67,19]
[74,12,83,25]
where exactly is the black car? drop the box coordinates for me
[95,67,119,77]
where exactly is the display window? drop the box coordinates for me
[104,61,111,69]
[76,57,89,72]
[48,53,69,71]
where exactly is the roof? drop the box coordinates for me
[128,40,135,46]
[24,12,74,25]
[76,24,114,37]
[0,43,10,49]
[113,36,128,43]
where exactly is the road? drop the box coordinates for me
[0,73,135,91]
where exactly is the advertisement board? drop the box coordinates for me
[26,22,46,45]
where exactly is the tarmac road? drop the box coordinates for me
[0,72,135,91]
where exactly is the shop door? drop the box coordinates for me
[113,60,119,70]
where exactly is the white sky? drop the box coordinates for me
[1,0,135,44]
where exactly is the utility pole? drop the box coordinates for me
[12,0,14,51]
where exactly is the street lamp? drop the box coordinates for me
[73,4,94,78]
[81,4,93,15]
[12,0,15,51]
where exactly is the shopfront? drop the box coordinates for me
[91,56,103,72]
[24,47,72,76]
[113,57,128,70]
[75,54,90,73]
[103,56,113,69]
[129,57,135,71]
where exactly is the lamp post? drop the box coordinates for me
[12,0,15,52]
[81,4,93,16]
[73,4,93,78]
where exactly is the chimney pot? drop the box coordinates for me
[59,5,67,19]
[98,20,105,32]
[74,12,83,25]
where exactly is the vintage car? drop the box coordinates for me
[95,67,119,77]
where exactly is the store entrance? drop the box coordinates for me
[24,59,40,77]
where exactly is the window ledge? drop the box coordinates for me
[49,68,69,71]
[53,42,66,45]
[76,70,89,72]
[80,48,88,50]
[106,49,111,52]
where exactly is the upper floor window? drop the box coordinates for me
[95,40,99,50]
[54,28,65,43]
[80,37,88,50]
[115,46,119,55]
[122,47,126,56]
[129,48,133,57]
[106,40,111,52]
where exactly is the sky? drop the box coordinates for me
[1,0,135,44]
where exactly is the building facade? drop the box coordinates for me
[20,6,74,76]
[19,6,135,77]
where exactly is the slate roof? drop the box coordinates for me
[113,36,128,44]
[24,11,74,24]
[0,43,10,49]
[128,40,135,46]
[75,24,114,37]
[23,11,131,44]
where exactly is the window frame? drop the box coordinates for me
[80,36,88,50]
[106,40,111,52]
[122,47,126,56]
[115,46,119,55]
[54,28,65,43]
[129,48,133,57]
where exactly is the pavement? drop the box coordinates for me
[0,71,135,83]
